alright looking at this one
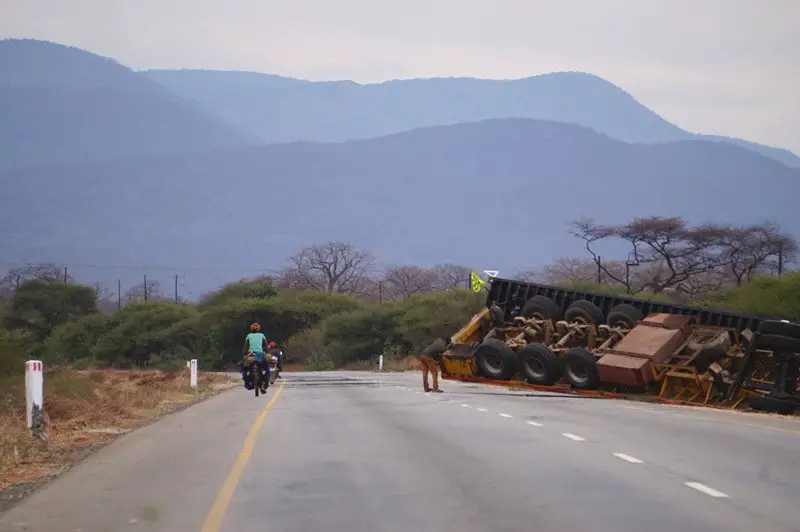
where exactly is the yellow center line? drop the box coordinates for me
[201,378,286,532]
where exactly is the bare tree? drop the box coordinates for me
[89,284,117,312]
[512,268,542,283]
[382,265,437,299]
[351,276,381,302]
[571,217,726,294]
[540,257,631,285]
[718,222,797,284]
[273,267,305,291]
[0,263,70,291]
[123,280,164,304]
[430,264,472,291]
[283,241,374,294]
[664,267,729,300]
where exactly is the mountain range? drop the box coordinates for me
[1,38,798,296]
[142,69,800,168]
[0,39,255,172]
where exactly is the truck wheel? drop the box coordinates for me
[758,320,800,338]
[519,343,561,386]
[748,395,798,415]
[606,304,643,330]
[561,347,600,390]
[521,295,561,320]
[755,320,800,353]
[565,300,605,327]
[476,339,517,381]
[752,334,800,354]
[688,330,731,370]
[490,304,505,325]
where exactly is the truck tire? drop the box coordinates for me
[748,395,798,416]
[519,343,561,386]
[753,334,800,354]
[521,295,561,320]
[490,304,506,325]
[565,300,605,327]
[606,304,643,329]
[758,320,800,339]
[476,339,517,381]
[755,320,800,353]
[688,331,732,370]
[561,347,600,390]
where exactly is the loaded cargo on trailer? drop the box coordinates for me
[441,275,800,415]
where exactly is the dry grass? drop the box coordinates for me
[341,355,423,372]
[0,368,236,492]
[385,355,423,372]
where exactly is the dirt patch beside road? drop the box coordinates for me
[0,368,236,510]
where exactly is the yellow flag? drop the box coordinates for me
[470,272,488,293]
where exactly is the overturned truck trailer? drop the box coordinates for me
[442,277,800,415]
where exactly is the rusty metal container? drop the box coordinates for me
[596,314,694,387]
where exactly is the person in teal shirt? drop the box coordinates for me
[241,322,270,392]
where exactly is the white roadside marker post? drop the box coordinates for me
[190,359,198,388]
[378,355,384,372]
[25,360,44,429]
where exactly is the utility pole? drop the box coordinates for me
[144,274,148,302]
[174,274,179,302]
[64,266,68,283]
[118,279,122,310]
[778,242,784,276]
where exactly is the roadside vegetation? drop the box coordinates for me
[0,215,797,496]
[0,216,797,377]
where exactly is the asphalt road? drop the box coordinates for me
[2,371,800,532]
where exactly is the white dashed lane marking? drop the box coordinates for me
[685,482,729,498]
[613,453,643,464]
[393,381,734,501]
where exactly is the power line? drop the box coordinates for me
[0,260,280,275]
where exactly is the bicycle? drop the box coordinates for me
[245,354,264,397]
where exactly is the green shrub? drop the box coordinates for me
[324,306,405,367]
[702,273,800,321]
[3,280,98,339]
[202,291,363,364]
[197,276,278,310]
[286,324,327,365]
[71,357,100,370]
[90,302,200,367]
[306,351,335,371]
[0,325,28,377]
[395,289,484,352]
[44,312,111,365]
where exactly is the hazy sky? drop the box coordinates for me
[2,0,798,153]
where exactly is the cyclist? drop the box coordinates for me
[241,322,270,393]
[267,341,283,377]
